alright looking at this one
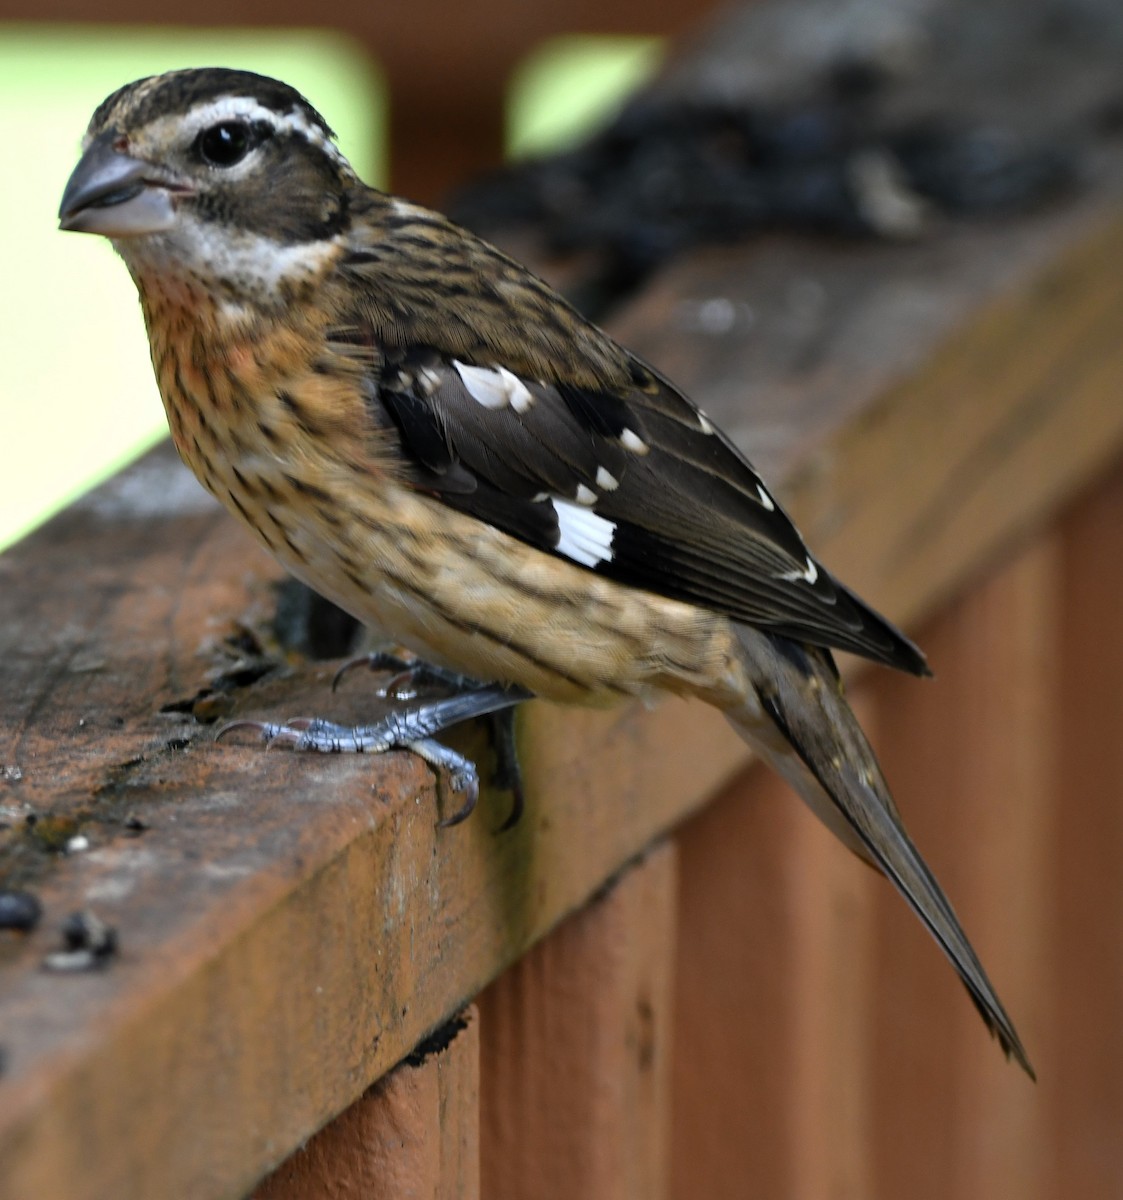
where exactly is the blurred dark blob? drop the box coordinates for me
[450,79,1081,321]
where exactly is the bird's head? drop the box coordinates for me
[59,68,357,304]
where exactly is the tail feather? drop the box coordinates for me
[727,627,1035,1079]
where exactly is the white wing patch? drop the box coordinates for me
[595,466,620,492]
[501,367,534,413]
[453,361,508,408]
[756,484,776,512]
[418,365,442,395]
[453,361,535,412]
[780,556,819,584]
[551,498,616,567]
[619,428,649,455]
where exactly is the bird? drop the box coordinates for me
[59,67,1032,1076]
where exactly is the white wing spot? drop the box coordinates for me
[697,412,715,434]
[757,484,776,512]
[595,466,619,492]
[575,483,597,506]
[620,428,649,455]
[498,367,534,413]
[452,362,534,412]
[453,361,508,409]
[780,556,819,584]
[552,498,615,567]
[418,366,442,395]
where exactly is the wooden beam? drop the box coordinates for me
[0,474,744,1199]
[608,205,1123,654]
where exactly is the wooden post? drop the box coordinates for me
[477,841,677,1200]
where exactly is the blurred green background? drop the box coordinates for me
[0,28,661,550]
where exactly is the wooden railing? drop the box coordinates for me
[4,2,1123,1197]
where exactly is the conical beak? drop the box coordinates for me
[59,134,181,237]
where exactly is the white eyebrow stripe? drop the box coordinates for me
[159,95,349,167]
[551,498,616,567]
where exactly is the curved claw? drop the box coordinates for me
[436,768,481,828]
[487,709,526,832]
[216,717,335,751]
[496,780,526,833]
[215,719,284,744]
[331,651,414,694]
[377,669,421,700]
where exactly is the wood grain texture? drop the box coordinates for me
[869,534,1057,1200]
[253,1007,480,1200]
[1049,465,1123,1200]
[669,745,878,1200]
[478,842,676,1200]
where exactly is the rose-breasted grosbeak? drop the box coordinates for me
[59,68,1031,1075]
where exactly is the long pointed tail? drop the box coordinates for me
[725,626,1034,1079]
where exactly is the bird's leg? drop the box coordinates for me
[218,682,531,827]
[333,651,528,826]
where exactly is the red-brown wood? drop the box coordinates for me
[254,1008,480,1200]
[1049,463,1123,1200]
[870,534,1057,1199]
[478,842,677,1200]
[669,733,880,1199]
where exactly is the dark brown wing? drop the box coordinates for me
[336,199,928,675]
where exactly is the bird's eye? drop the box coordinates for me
[196,122,254,168]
